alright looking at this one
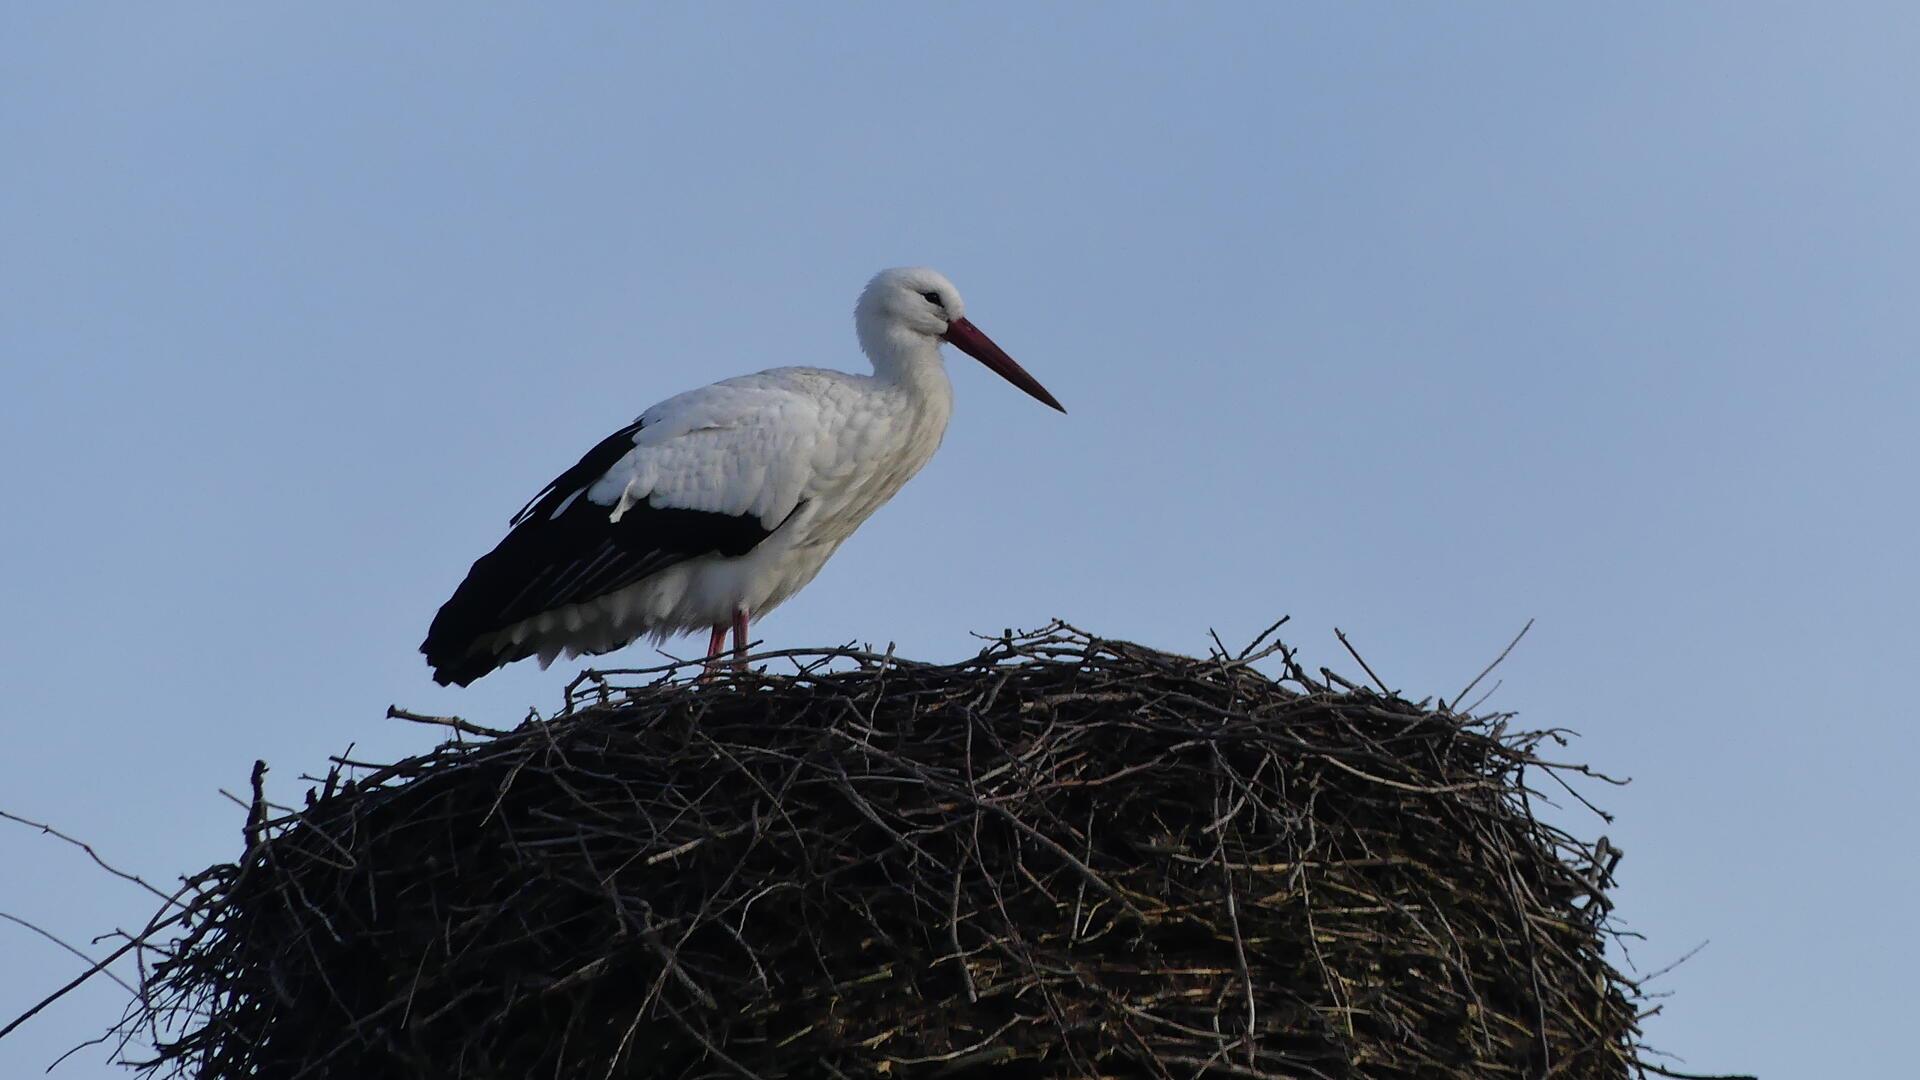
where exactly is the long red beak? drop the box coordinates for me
[942,316,1066,413]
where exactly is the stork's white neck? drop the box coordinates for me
[861,328,954,412]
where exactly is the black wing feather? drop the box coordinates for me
[421,419,784,686]
[509,418,648,526]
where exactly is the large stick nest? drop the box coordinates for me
[133,623,1654,1079]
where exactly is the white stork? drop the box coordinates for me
[420,267,1064,686]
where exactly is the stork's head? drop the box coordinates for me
[856,267,1065,413]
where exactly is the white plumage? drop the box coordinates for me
[421,267,1063,686]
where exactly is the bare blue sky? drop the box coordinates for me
[3,5,1915,1076]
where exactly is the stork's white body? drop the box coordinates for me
[421,267,1061,686]
[487,366,953,665]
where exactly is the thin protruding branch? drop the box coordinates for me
[1451,618,1535,713]
[385,706,510,739]
[0,810,185,911]
[1333,627,1391,695]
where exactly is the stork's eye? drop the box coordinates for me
[921,290,943,306]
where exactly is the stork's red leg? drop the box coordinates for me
[731,607,751,672]
[701,625,727,678]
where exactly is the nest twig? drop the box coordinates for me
[82,622,1720,1078]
